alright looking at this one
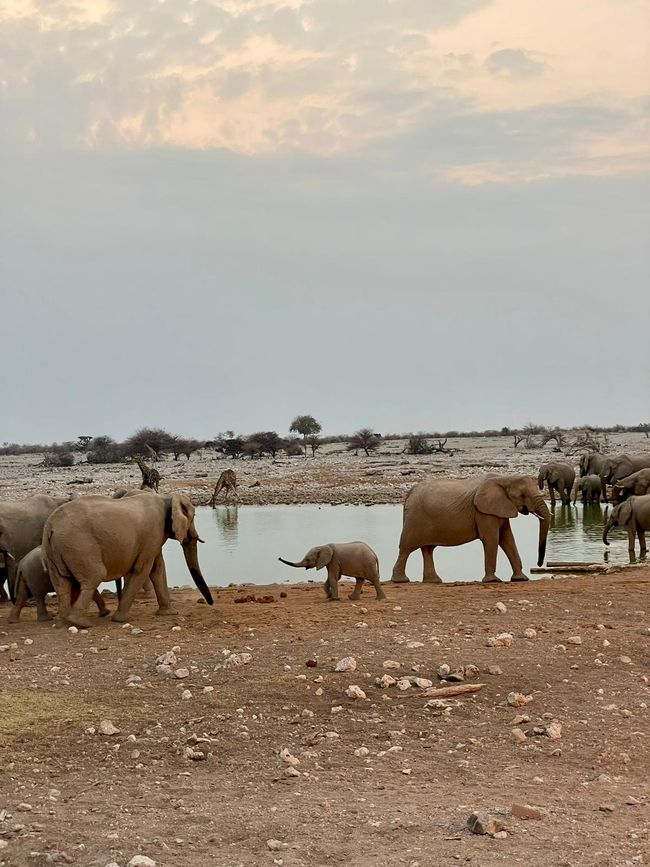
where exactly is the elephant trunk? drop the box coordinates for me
[537,471,545,491]
[603,516,615,546]
[533,497,551,567]
[278,556,305,568]
[182,539,213,605]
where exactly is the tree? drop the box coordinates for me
[86,436,125,464]
[347,428,381,457]
[171,438,204,461]
[406,434,433,455]
[76,435,93,452]
[289,415,322,457]
[123,427,176,459]
[246,431,283,458]
[305,435,321,457]
[214,434,244,459]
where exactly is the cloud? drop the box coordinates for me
[485,48,548,79]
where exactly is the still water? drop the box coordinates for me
[163,503,635,588]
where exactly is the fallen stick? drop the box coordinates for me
[546,561,604,567]
[417,683,486,699]
[532,565,607,574]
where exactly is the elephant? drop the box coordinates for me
[538,461,575,507]
[611,468,650,502]
[603,495,650,556]
[279,542,385,601]
[579,452,606,478]
[600,454,650,502]
[42,491,214,627]
[572,474,602,504]
[391,474,550,584]
[7,546,113,623]
[0,494,71,604]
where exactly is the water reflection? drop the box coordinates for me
[163,502,637,589]
[211,506,239,548]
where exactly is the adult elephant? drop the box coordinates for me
[538,461,575,507]
[391,475,550,584]
[612,468,650,502]
[600,454,650,502]
[0,494,71,604]
[580,452,606,478]
[603,495,650,556]
[42,491,214,627]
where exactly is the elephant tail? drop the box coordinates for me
[41,526,71,587]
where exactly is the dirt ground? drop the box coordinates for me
[1,437,649,866]
[1,432,648,506]
[0,571,648,867]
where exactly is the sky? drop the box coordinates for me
[1,0,649,443]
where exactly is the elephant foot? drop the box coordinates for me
[98,608,111,618]
[37,612,54,622]
[481,575,503,584]
[327,597,342,602]
[390,575,410,584]
[349,594,362,602]
[7,611,19,624]
[155,606,179,616]
[422,574,443,584]
[511,573,530,582]
[67,613,93,628]
[111,610,130,623]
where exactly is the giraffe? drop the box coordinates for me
[209,468,238,506]
[132,454,162,492]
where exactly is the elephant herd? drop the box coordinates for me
[0,450,649,627]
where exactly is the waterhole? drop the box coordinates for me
[163,503,636,588]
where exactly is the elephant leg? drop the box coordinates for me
[68,572,105,628]
[323,577,332,599]
[112,566,151,622]
[548,484,556,508]
[421,545,442,583]
[51,575,73,625]
[327,566,341,601]
[349,578,364,601]
[638,529,647,556]
[627,526,636,555]
[479,519,501,583]
[7,578,29,623]
[149,555,177,617]
[499,522,529,581]
[391,535,414,583]
[93,589,110,617]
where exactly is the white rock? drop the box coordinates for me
[406,640,424,649]
[567,636,582,645]
[174,668,190,679]
[437,663,451,678]
[224,652,253,668]
[354,747,370,757]
[383,660,401,670]
[24,638,33,646]
[284,766,300,778]
[171,626,182,632]
[545,721,562,739]
[355,622,368,629]
[507,692,533,708]
[203,686,214,693]
[376,674,396,688]
[396,678,412,691]
[279,748,300,766]
[156,651,177,666]
[68,626,78,634]
[98,719,120,736]
[335,656,357,672]
[155,664,172,675]
[127,856,156,867]
[131,627,143,636]
[495,602,507,614]
[330,706,343,714]
[267,840,288,852]
[486,632,514,647]
[181,690,192,700]
[346,685,367,700]
[412,677,433,689]
[620,656,632,664]
[523,628,537,640]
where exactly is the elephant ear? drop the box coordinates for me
[616,498,634,526]
[474,479,518,519]
[171,493,195,543]
[315,545,334,570]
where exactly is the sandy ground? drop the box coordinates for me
[1,436,649,866]
[1,571,648,867]
[1,433,649,505]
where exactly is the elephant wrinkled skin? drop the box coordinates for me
[603,494,650,556]
[600,454,650,502]
[538,461,575,507]
[612,468,650,502]
[42,492,213,627]
[572,474,602,504]
[391,475,550,584]
[279,542,385,601]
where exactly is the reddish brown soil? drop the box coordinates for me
[1,568,648,867]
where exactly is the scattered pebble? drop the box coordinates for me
[486,632,513,647]
[567,636,582,645]
[334,656,357,673]
[346,685,367,700]
[507,692,533,708]
[98,720,120,736]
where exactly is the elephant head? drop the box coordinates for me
[603,499,633,545]
[537,464,560,489]
[279,545,333,570]
[167,494,213,604]
[474,476,550,566]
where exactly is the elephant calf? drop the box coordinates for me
[7,547,112,624]
[603,495,650,557]
[279,542,385,601]
[572,474,601,504]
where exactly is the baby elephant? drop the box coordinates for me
[573,474,601,504]
[7,547,111,623]
[279,542,385,601]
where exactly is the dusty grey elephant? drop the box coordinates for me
[603,495,650,556]
[572,474,602,504]
[611,468,650,502]
[7,546,113,623]
[391,475,550,584]
[0,494,71,604]
[600,454,650,502]
[42,492,213,627]
[279,542,385,601]
[538,461,575,507]
[579,452,606,478]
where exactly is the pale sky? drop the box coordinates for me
[1,0,649,442]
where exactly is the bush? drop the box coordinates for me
[42,451,75,467]
[406,434,433,455]
[284,438,304,457]
[86,436,125,464]
[123,427,176,458]
[347,428,381,457]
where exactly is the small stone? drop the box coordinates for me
[383,659,401,670]
[511,714,530,725]
[334,656,357,672]
[511,803,543,820]
[412,677,433,689]
[224,652,253,668]
[203,686,214,693]
[279,748,300,766]
[495,602,507,613]
[156,651,177,666]
[620,656,632,664]
[171,626,181,632]
[511,727,527,744]
[354,747,370,757]
[493,830,508,839]
[401,768,412,775]
[396,678,412,691]
[567,636,582,645]
[625,796,640,805]
[486,632,513,647]
[464,665,480,679]
[174,668,190,679]
[523,628,537,640]
[305,659,317,668]
[131,627,143,636]
[67,626,78,634]
[507,692,533,708]
[437,664,450,678]
[24,638,33,646]
[376,674,396,688]
[127,857,156,867]
[98,720,120,736]
[345,685,367,700]
[486,665,502,676]
[16,802,33,812]
[545,721,562,740]
[156,664,172,675]
[181,690,192,700]
[267,840,288,851]
[406,640,424,649]
[284,766,300,778]
[599,803,616,813]
[467,811,505,836]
